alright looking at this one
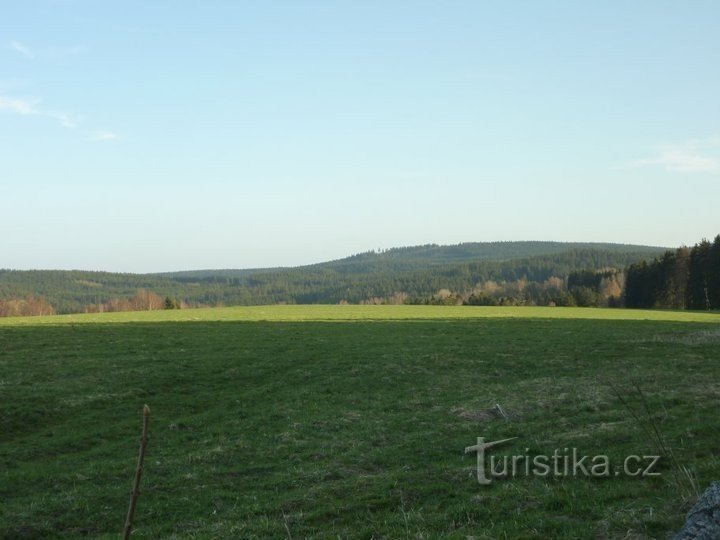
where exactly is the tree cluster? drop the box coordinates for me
[625,236,720,310]
[0,295,55,317]
[83,289,167,313]
[414,271,623,308]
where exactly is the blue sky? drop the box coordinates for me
[2,1,719,272]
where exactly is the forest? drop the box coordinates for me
[625,235,720,310]
[1,241,670,316]
[4,238,719,316]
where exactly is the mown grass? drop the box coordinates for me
[1,306,719,538]
[1,304,719,326]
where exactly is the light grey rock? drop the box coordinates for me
[674,482,720,540]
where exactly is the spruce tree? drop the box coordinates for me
[709,235,720,309]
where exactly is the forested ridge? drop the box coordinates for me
[0,241,667,315]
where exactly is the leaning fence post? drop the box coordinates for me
[123,405,151,539]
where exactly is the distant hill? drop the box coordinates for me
[1,241,668,314]
[158,241,665,278]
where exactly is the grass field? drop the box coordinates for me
[2,304,720,326]
[2,305,720,538]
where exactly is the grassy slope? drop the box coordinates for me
[1,306,719,538]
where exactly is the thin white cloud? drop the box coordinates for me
[8,40,34,59]
[7,40,86,60]
[0,95,38,115]
[3,43,107,137]
[632,138,720,174]
[47,110,80,128]
[0,94,79,128]
[92,130,117,141]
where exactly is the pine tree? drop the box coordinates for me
[709,235,720,309]
[687,240,712,310]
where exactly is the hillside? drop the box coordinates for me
[0,241,667,314]
[160,241,665,278]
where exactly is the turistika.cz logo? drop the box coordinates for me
[465,436,661,485]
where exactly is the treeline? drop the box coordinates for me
[0,295,55,317]
[0,290,186,317]
[625,236,720,310]
[412,270,624,308]
[0,243,666,316]
[0,269,185,314]
[83,289,188,313]
[162,248,658,306]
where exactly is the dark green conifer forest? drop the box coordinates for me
[2,238,719,316]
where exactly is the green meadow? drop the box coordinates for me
[2,305,720,538]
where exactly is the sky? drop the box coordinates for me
[2,1,719,273]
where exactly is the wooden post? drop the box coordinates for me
[123,405,150,539]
